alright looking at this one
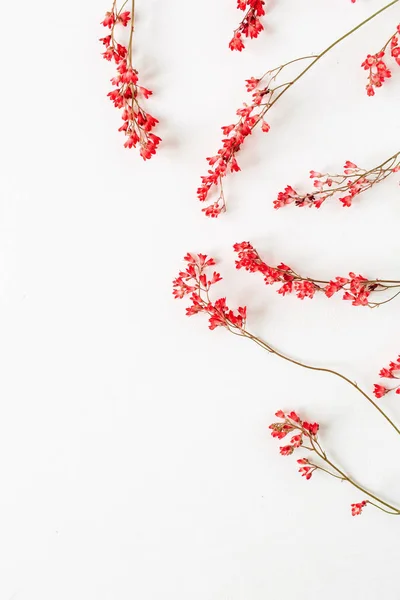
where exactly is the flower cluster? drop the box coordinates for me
[270,410,370,515]
[174,253,400,515]
[373,355,400,398]
[197,70,294,216]
[273,153,400,209]
[362,24,400,95]
[269,410,319,470]
[198,8,400,215]
[233,242,400,308]
[229,0,266,52]
[100,2,161,159]
[173,253,247,330]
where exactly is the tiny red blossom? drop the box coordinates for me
[299,466,313,480]
[373,384,390,399]
[280,445,294,456]
[303,422,319,436]
[118,11,131,26]
[101,12,115,28]
[351,501,367,516]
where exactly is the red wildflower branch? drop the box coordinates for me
[229,0,266,52]
[270,410,400,516]
[173,253,400,436]
[233,241,400,308]
[172,253,247,329]
[362,24,400,95]
[197,0,399,216]
[274,152,400,209]
[228,0,357,52]
[374,355,400,398]
[100,0,161,159]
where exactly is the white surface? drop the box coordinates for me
[1,0,400,598]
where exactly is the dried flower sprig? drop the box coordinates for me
[374,355,400,398]
[197,0,399,216]
[270,410,400,516]
[274,152,400,209]
[229,0,266,52]
[100,0,161,158]
[173,253,400,437]
[363,24,400,95]
[228,0,358,52]
[233,241,400,308]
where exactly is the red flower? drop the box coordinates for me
[290,434,303,448]
[287,411,300,423]
[280,445,294,456]
[101,12,115,28]
[299,466,313,480]
[229,33,245,52]
[351,501,367,516]
[340,195,353,208]
[245,77,260,92]
[303,422,319,436]
[373,384,389,399]
[118,11,131,26]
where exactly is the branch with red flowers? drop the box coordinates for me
[100,0,161,158]
[234,241,400,308]
[274,151,400,209]
[228,0,359,52]
[270,411,400,516]
[229,0,266,52]
[363,23,400,95]
[173,253,400,437]
[197,0,399,216]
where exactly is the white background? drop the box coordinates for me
[1,0,400,598]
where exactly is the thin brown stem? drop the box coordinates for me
[309,437,400,513]
[196,292,400,436]
[257,0,400,125]
[239,330,400,436]
[127,0,135,61]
